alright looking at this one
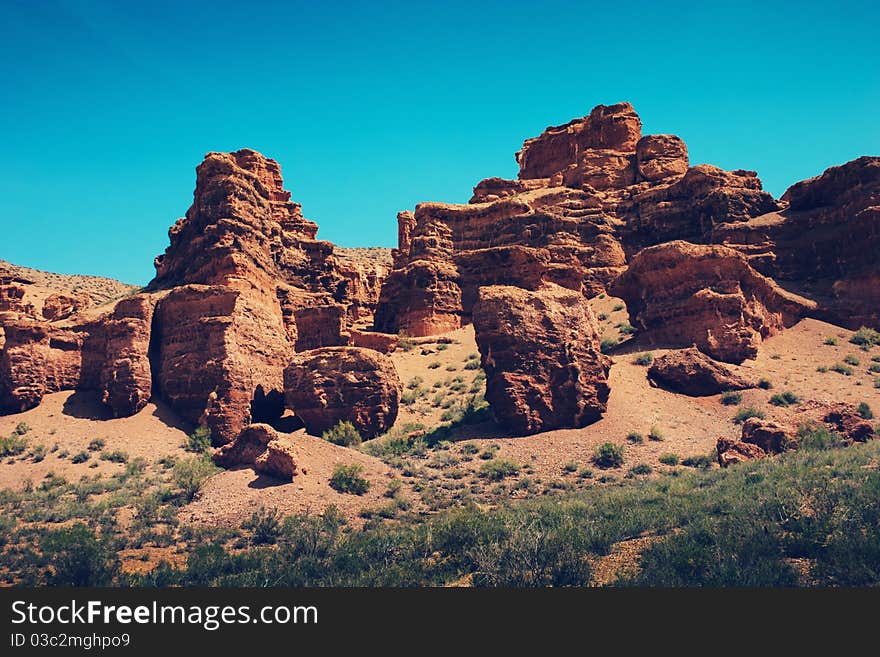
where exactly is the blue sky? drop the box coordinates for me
[2,0,878,284]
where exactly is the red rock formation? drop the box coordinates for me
[213,423,298,481]
[472,283,610,435]
[376,102,778,338]
[610,241,815,363]
[647,347,757,396]
[516,102,642,180]
[823,405,876,443]
[350,328,398,354]
[42,293,90,321]
[284,346,401,439]
[741,418,797,454]
[714,156,880,329]
[96,294,154,418]
[716,436,767,467]
[0,319,51,413]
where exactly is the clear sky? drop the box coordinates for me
[2,0,878,285]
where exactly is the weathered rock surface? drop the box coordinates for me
[376,102,787,338]
[283,347,401,439]
[42,293,90,321]
[647,347,757,396]
[213,423,298,481]
[823,404,876,443]
[611,241,815,363]
[472,283,610,435]
[714,156,880,329]
[716,436,767,467]
[741,418,797,454]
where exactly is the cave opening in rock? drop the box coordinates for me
[250,385,302,432]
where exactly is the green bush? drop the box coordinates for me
[329,464,370,495]
[13,422,30,436]
[0,433,29,457]
[40,524,120,586]
[858,402,874,420]
[242,508,282,545]
[626,431,644,444]
[87,438,105,452]
[720,391,742,406]
[659,453,680,466]
[831,363,854,376]
[100,450,128,463]
[844,354,861,366]
[757,378,773,390]
[463,360,481,370]
[593,442,624,469]
[769,391,799,407]
[173,456,219,501]
[681,454,713,469]
[798,424,846,451]
[824,336,838,345]
[480,458,520,481]
[734,407,765,424]
[600,338,618,354]
[322,421,362,447]
[648,425,665,442]
[628,463,653,476]
[70,451,90,464]
[186,426,212,453]
[850,326,880,349]
[632,353,654,366]
[612,304,625,312]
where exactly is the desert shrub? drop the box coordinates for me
[817,366,828,373]
[798,424,847,451]
[628,463,653,476]
[875,377,880,389]
[626,431,644,444]
[648,425,665,442]
[600,338,618,354]
[858,402,874,420]
[87,438,105,452]
[0,433,29,457]
[461,442,479,455]
[720,391,742,406]
[831,363,854,375]
[612,304,625,312]
[464,360,480,370]
[593,442,624,469]
[479,458,520,481]
[428,361,441,369]
[40,524,120,586]
[824,336,838,346]
[436,343,448,351]
[186,426,212,453]
[70,451,90,464]
[329,464,370,495]
[13,422,30,435]
[406,376,424,390]
[100,450,128,463]
[659,453,680,466]
[869,364,880,374]
[734,407,765,424]
[617,323,636,335]
[563,461,578,473]
[445,365,458,372]
[384,479,402,498]
[173,456,219,501]
[242,507,282,545]
[758,378,773,390]
[681,454,713,469]
[322,421,362,447]
[769,391,799,407]
[632,353,653,366]
[597,313,609,321]
[844,354,861,366]
[361,424,427,459]
[30,444,47,463]
[850,326,880,349]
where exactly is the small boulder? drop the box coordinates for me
[741,417,797,454]
[647,347,756,396]
[716,436,767,467]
